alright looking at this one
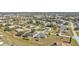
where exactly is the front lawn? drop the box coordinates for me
[76,32,79,36]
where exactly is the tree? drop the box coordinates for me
[27,20,32,24]
[53,25,57,30]
[48,32,51,36]
[36,20,40,25]
[30,29,35,33]
[4,27,11,31]
[5,24,11,26]
[23,37,29,40]
[77,19,79,21]
[69,37,72,43]
[15,32,24,36]
[0,24,3,28]
[56,33,59,36]
[64,22,69,25]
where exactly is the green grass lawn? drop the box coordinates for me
[0,27,78,46]
[76,32,79,36]
[0,28,41,46]
[71,39,78,46]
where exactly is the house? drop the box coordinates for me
[8,25,15,29]
[2,23,7,26]
[60,25,66,33]
[46,22,54,27]
[44,27,51,32]
[15,25,22,28]
[33,33,47,38]
[22,27,31,32]
[15,28,24,32]
[0,20,3,23]
[22,33,33,37]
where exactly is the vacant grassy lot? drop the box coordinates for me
[76,31,79,36]
[71,38,78,46]
[0,27,78,46]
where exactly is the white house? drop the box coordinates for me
[15,28,24,32]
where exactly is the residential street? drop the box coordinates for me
[0,12,78,46]
[70,21,79,45]
[59,32,70,38]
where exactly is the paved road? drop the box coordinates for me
[59,32,70,38]
[70,21,79,45]
[59,21,79,45]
